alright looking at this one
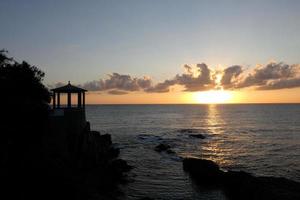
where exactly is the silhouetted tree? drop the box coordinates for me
[0,50,52,199]
[0,50,51,193]
[0,50,50,138]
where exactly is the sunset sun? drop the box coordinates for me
[193,90,232,104]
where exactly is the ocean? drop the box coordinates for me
[86,104,300,200]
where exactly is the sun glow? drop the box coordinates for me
[193,90,232,104]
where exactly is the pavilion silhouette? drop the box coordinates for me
[51,81,87,109]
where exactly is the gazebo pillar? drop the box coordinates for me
[67,92,71,108]
[57,92,60,108]
[78,92,82,108]
[53,92,56,108]
[83,92,85,108]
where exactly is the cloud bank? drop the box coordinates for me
[50,62,300,94]
[233,63,300,90]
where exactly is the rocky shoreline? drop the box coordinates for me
[183,157,300,200]
[2,121,132,200]
[42,122,133,199]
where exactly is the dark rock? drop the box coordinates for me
[154,143,175,154]
[179,129,199,133]
[189,134,206,139]
[110,159,133,173]
[154,143,171,152]
[183,158,223,184]
[108,147,120,158]
[183,157,300,200]
[166,149,175,154]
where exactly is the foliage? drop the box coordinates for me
[0,49,51,141]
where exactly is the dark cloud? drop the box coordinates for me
[145,63,215,93]
[221,65,243,89]
[236,63,300,89]
[145,79,176,93]
[183,64,193,74]
[80,73,152,92]
[257,77,300,90]
[80,80,102,91]
[107,90,128,95]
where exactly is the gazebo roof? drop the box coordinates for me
[51,81,87,93]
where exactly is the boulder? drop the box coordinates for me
[110,159,133,173]
[154,143,171,152]
[189,134,206,139]
[183,158,223,184]
[179,129,198,133]
[166,149,175,154]
[183,157,300,200]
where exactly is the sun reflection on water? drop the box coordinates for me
[201,104,234,167]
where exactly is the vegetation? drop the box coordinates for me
[0,50,50,139]
[0,50,51,199]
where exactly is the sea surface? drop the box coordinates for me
[86,104,300,200]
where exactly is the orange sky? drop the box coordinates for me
[75,88,300,104]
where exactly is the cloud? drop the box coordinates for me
[236,63,300,89]
[107,90,128,95]
[80,80,102,91]
[77,63,215,94]
[221,65,243,89]
[145,79,176,93]
[47,82,65,89]
[50,62,300,95]
[80,73,152,92]
[146,63,215,92]
[256,77,300,90]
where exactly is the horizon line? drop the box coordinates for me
[82,102,300,105]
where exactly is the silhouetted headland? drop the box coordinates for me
[0,50,131,200]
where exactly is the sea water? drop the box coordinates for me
[86,104,300,200]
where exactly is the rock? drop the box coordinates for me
[183,158,223,184]
[183,157,300,200]
[179,129,198,133]
[108,147,120,158]
[166,149,175,154]
[189,134,206,139]
[154,143,171,152]
[110,159,133,173]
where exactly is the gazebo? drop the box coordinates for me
[48,82,88,150]
[51,81,87,109]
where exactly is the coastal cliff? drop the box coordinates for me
[40,119,132,200]
[2,119,131,200]
[0,50,131,200]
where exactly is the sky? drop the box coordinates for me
[1,0,300,104]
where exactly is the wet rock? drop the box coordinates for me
[179,129,199,133]
[189,134,206,139]
[183,158,223,184]
[110,159,133,173]
[166,149,175,154]
[108,147,120,158]
[154,143,171,152]
[223,172,300,200]
[183,157,300,200]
